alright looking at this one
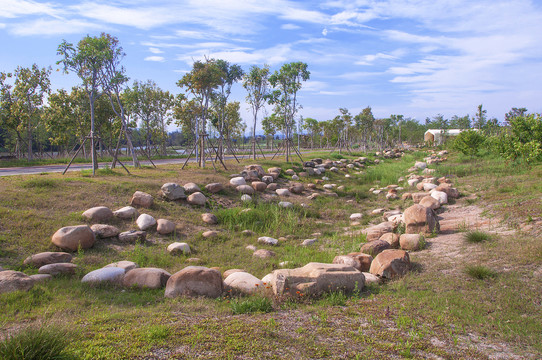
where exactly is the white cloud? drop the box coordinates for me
[10,18,102,36]
[144,56,165,62]
[281,23,301,30]
[0,23,6,28]
[322,28,328,36]
[355,52,398,65]
[0,0,61,18]
[149,47,163,54]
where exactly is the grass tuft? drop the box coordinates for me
[230,296,274,315]
[465,265,497,280]
[0,326,74,360]
[464,230,493,243]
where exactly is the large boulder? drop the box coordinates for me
[230,177,246,186]
[187,192,207,206]
[131,191,153,208]
[400,234,423,251]
[431,190,448,205]
[362,222,395,242]
[251,181,267,192]
[156,219,176,235]
[271,262,365,297]
[412,192,429,203]
[81,267,125,285]
[419,195,440,210]
[201,213,218,225]
[435,183,459,199]
[333,253,373,272]
[136,214,157,231]
[0,271,34,294]
[91,224,120,238]
[123,267,171,289]
[224,271,263,294]
[245,165,265,177]
[38,263,77,276]
[161,183,186,200]
[369,250,411,279]
[51,225,95,252]
[236,185,255,195]
[403,204,440,235]
[183,182,201,194]
[113,206,139,220]
[82,206,113,223]
[23,252,72,268]
[165,266,223,298]
[360,240,391,257]
[289,183,304,195]
[205,183,224,193]
[379,233,400,248]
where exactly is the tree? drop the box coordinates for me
[473,104,487,130]
[302,117,320,149]
[177,58,223,167]
[450,114,471,129]
[452,129,485,156]
[504,107,527,125]
[261,114,278,150]
[243,64,270,159]
[173,95,199,145]
[58,34,111,174]
[0,64,51,160]
[355,106,374,151]
[267,62,310,162]
[390,114,404,147]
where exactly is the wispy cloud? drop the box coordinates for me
[0,0,61,18]
[10,18,102,36]
[144,56,165,62]
[149,47,163,54]
[281,23,301,30]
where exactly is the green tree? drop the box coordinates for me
[504,107,527,125]
[452,129,485,156]
[261,114,278,150]
[243,64,270,159]
[450,114,471,129]
[302,117,320,149]
[355,106,374,151]
[473,104,487,130]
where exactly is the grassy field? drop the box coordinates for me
[0,149,540,359]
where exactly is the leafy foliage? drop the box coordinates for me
[452,130,485,156]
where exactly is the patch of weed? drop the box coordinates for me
[0,325,75,360]
[230,296,273,314]
[464,230,493,243]
[465,265,497,280]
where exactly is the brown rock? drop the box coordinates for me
[369,249,411,279]
[412,192,429,203]
[118,230,147,243]
[307,183,316,190]
[251,181,267,192]
[51,225,95,252]
[400,234,423,251]
[246,164,265,177]
[347,252,373,272]
[201,213,218,225]
[289,183,304,194]
[403,204,440,235]
[187,192,207,206]
[379,232,400,248]
[157,219,176,235]
[123,267,171,289]
[222,268,245,279]
[236,185,255,195]
[38,263,77,276]
[165,266,223,298]
[0,270,34,294]
[24,252,72,268]
[205,182,224,193]
[436,183,460,199]
[362,222,395,242]
[402,192,412,200]
[267,183,279,191]
[202,230,219,238]
[183,182,201,194]
[419,195,440,210]
[82,206,113,222]
[253,249,276,258]
[91,224,120,238]
[131,191,153,208]
[360,240,391,257]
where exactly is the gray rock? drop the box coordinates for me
[187,192,207,206]
[131,191,153,208]
[82,206,113,222]
[0,270,34,294]
[161,183,186,200]
[51,225,95,252]
[82,267,125,285]
[38,262,77,276]
[183,182,201,194]
[118,230,146,243]
[113,206,139,220]
[91,224,120,238]
[123,267,171,289]
[136,214,157,231]
[165,266,223,298]
[24,252,72,268]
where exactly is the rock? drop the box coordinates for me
[285,169,296,176]
[161,183,186,200]
[262,176,274,184]
[307,193,320,200]
[165,266,223,298]
[157,219,176,235]
[236,185,255,195]
[113,206,139,220]
[24,252,72,268]
[383,210,401,221]
[323,184,335,190]
[271,262,365,297]
[82,206,113,222]
[205,183,224,193]
[347,252,373,272]
[123,268,171,289]
[372,208,386,215]
[186,258,201,264]
[51,225,95,252]
[230,177,246,186]
[337,185,345,191]
[131,191,153,208]
[202,230,219,238]
[91,224,120,238]
[423,183,438,191]
[278,201,293,208]
[350,213,363,221]
[362,222,395,242]
[369,249,411,279]
[242,170,260,181]
[416,182,425,191]
[118,230,146,243]
[289,183,304,194]
[292,175,300,180]
[30,274,52,283]
[251,181,267,192]
[104,261,138,272]
[223,269,244,279]
[301,238,317,246]
[436,183,459,199]
[224,272,264,294]
[245,245,257,251]
[253,249,275,258]
[246,164,265,177]
[362,272,382,285]
[403,204,440,235]
[419,195,440,210]
[167,242,191,255]
[258,236,278,245]
[276,189,291,197]
[379,232,400,248]
[261,273,275,284]
[241,230,256,236]
[402,193,412,200]
[267,183,279,191]
[386,192,398,200]
[240,194,252,202]
[307,183,316,190]
[183,182,200,194]
[201,213,218,225]
[268,167,281,175]
[187,192,207,206]
[0,271,34,294]
[414,161,427,170]
[400,234,423,251]
[136,214,157,231]
[408,178,420,187]
[412,192,429,203]
[38,263,77,276]
[82,267,125,285]
[431,190,448,205]
[360,240,391,257]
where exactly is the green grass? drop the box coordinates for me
[464,265,498,280]
[463,230,493,243]
[0,326,75,360]
[230,296,274,314]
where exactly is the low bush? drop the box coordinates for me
[465,265,497,280]
[463,230,493,243]
[0,326,74,360]
[230,296,273,315]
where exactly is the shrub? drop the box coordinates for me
[463,230,493,243]
[230,296,273,315]
[452,130,485,156]
[0,326,74,360]
[465,265,497,280]
[491,114,542,163]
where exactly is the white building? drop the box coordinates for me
[424,129,474,145]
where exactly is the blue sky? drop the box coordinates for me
[1,0,542,130]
